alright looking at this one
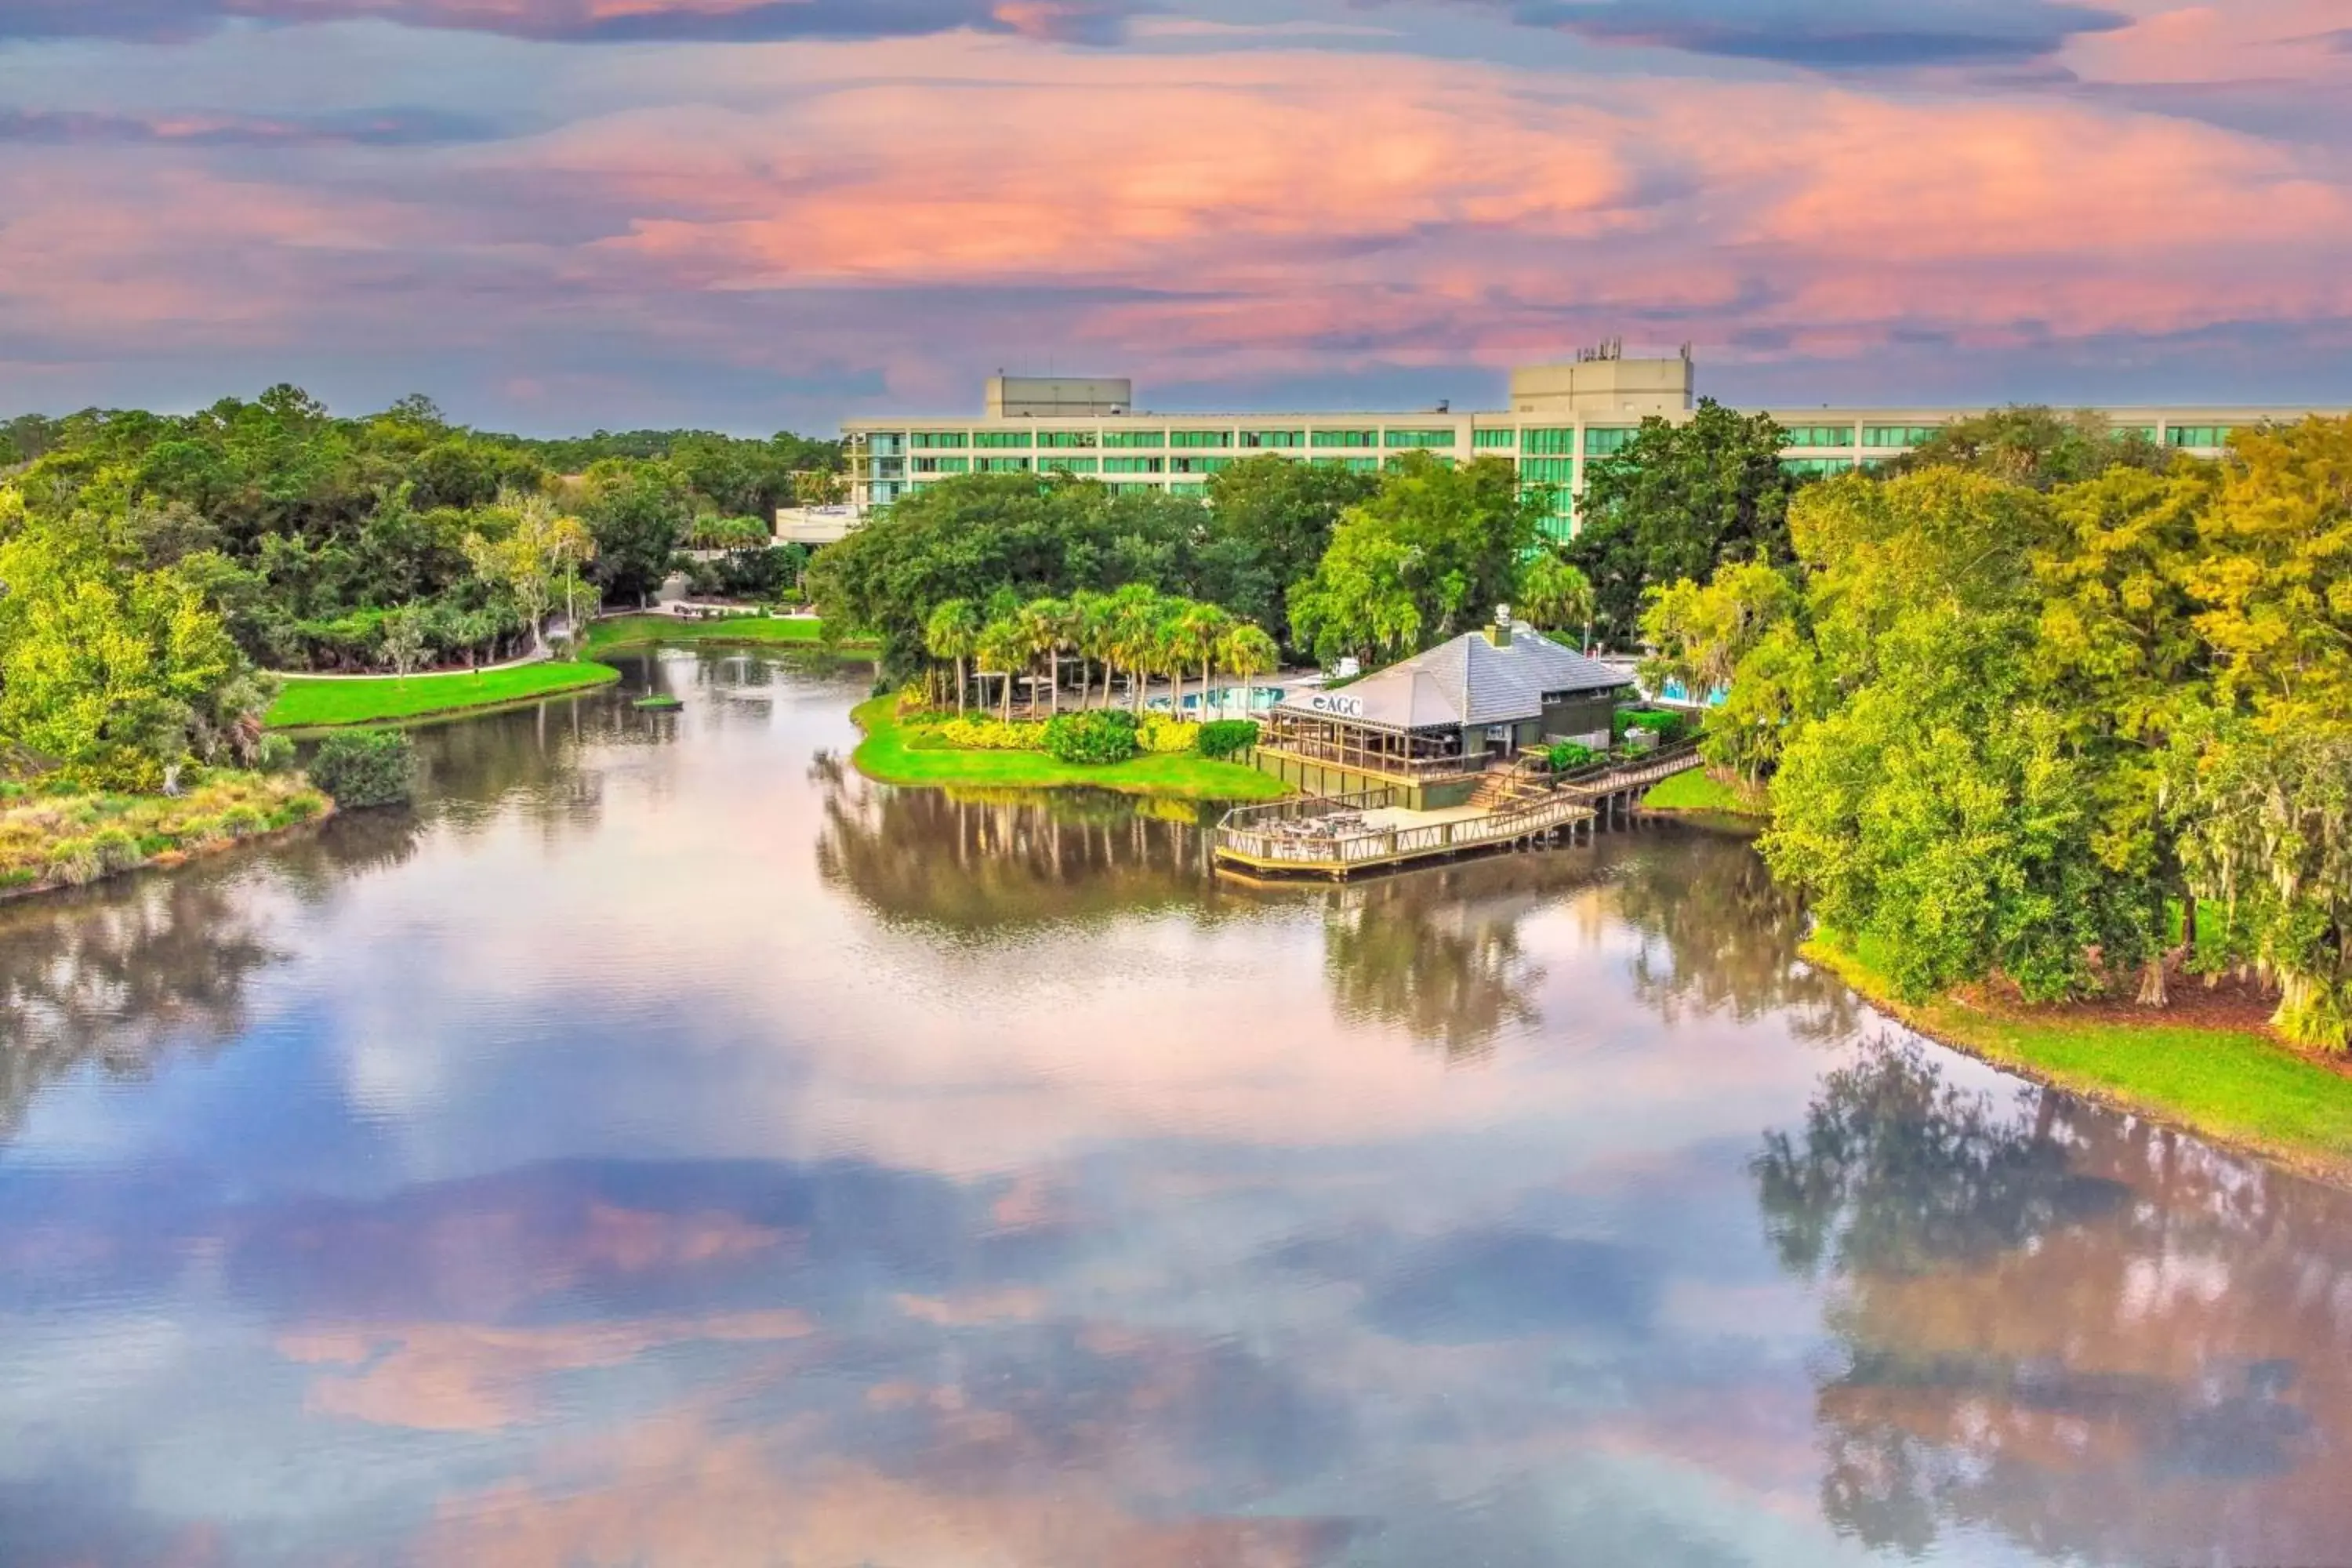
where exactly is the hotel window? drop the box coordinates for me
[1170,456,1232,474]
[1781,457,1855,477]
[869,457,904,479]
[976,457,1032,472]
[1169,429,1234,448]
[1168,482,1209,498]
[1105,481,1159,495]
[2166,426,2234,448]
[1519,458,1575,485]
[1240,429,1305,448]
[1784,425,1856,449]
[911,457,969,474]
[1310,456,1380,473]
[1312,428,1376,448]
[1040,456,1099,473]
[908,431,967,449]
[1102,430,1165,448]
[1473,428,1517,449]
[1861,425,1941,448]
[972,430,1031,448]
[866,433,906,456]
[1385,428,1454,448]
[1522,428,1576,456]
[1102,456,1163,474]
[1584,426,1636,456]
[1036,430,1096,448]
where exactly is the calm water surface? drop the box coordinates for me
[3,649,2349,1567]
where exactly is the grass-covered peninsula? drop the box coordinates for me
[2,774,331,900]
[850,697,1288,804]
[267,661,620,728]
[579,614,870,656]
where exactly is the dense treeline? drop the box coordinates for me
[808,452,1595,679]
[1640,411,2352,1048]
[1,386,840,789]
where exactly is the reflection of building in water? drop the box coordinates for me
[1756,1041,2352,1563]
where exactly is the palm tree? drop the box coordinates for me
[1220,621,1279,719]
[1152,604,1191,717]
[924,598,982,713]
[1018,597,1072,718]
[1109,586,1164,713]
[1069,590,1110,709]
[1178,602,1236,718]
[976,615,1026,723]
[1519,553,1599,653]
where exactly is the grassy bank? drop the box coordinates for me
[851,698,1289,804]
[1642,768,1766,816]
[268,662,619,728]
[1807,931,2352,1181]
[579,615,873,656]
[1,773,331,899]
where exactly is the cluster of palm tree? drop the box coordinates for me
[923,585,1282,724]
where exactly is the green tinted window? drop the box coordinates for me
[2166,425,2234,448]
[1169,429,1232,448]
[976,457,1031,472]
[911,456,969,474]
[1169,456,1232,474]
[1036,430,1096,449]
[1105,481,1158,495]
[972,430,1030,449]
[908,430,967,449]
[1167,481,1209,499]
[1584,427,1635,456]
[1519,457,1575,485]
[1102,430,1165,448]
[1240,430,1304,448]
[1102,456,1163,474]
[1040,456,1098,473]
[1861,425,1940,448]
[1385,428,1454,448]
[1783,425,1855,448]
[1781,457,1855,477]
[1521,428,1576,456]
[1312,429,1376,448]
[1473,428,1517,449]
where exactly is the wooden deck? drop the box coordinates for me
[1211,742,1704,880]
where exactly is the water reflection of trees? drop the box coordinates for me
[813,760,1225,935]
[1610,831,1859,1037]
[1757,1041,2352,1563]
[0,871,279,1142]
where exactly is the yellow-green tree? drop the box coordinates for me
[462,489,596,655]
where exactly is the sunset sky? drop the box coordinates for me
[2,0,2349,432]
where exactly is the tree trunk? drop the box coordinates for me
[2137,953,2169,1008]
[1000,672,1011,724]
[2180,892,2198,955]
[1047,651,1060,717]
[955,656,967,714]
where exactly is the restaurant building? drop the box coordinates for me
[1256,617,1634,808]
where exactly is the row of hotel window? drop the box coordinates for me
[866,423,2234,457]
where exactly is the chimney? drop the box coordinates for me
[1486,603,1513,648]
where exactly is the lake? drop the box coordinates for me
[3,647,2349,1567]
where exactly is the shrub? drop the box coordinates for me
[927,717,1044,752]
[254,733,298,774]
[1043,710,1141,765]
[1136,714,1200,755]
[176,814,228,847]
[1615,708,1690,746]
[1195,720,1261,760]
[219,804,268,839]
[309,730,416,808]
[90,827,142,874]
[45,837,101,886]
[1547,742,1597,773]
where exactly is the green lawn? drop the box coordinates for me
[268,662,619,728]
[579,615,872,655]
[1642,768,1766,815]
[1806,932,2352,1181]
[851,697,1290,804]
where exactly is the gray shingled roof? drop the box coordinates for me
[1278,627,1629,732]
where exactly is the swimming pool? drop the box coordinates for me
[1148,684,1286,719]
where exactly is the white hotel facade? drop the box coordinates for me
[814,348,2349,545]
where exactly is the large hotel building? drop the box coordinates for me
[824,348,2348,543]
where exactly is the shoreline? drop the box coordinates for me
[848,696,1290,804]
[2,779,336,906]
[1805,935,2352,1186]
